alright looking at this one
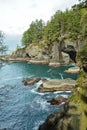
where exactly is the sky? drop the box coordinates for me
[0,0,79,35]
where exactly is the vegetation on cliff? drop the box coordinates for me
[22,0,87,49]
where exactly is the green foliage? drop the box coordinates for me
[0,31,7,55]
[22,1,87,48]
[22,19,45,46]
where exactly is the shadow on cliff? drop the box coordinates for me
[61,45,77,63]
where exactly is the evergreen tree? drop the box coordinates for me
[0,31,7,55]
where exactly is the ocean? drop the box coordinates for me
[0,35,77,130]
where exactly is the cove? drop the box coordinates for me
[0,62,77,130]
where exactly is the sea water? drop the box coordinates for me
[0,62,77,130]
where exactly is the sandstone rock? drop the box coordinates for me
[11,48,26,58]
[62,52,70,64]
[49,62,61,67]
[22,77,41,86]
[25,43,49,61]
[51,43,59,62]
[29,60,49,64]
[64,66,80,74]
[38,79,76,92]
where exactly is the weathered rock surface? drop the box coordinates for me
[64,66,80,74]
[38,102,81,130]
[47,97,68,105]
[25,43,49,61]
[38,79,76,92]
[48,62,61,67]
[22,77,41,86]
[6,41,75,66]
[11,48,26,58]
[29,60,49,64]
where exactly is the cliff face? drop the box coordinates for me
[10,41,74,65]
[38,43,87,130]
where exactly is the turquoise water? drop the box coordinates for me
[0,62,77,130]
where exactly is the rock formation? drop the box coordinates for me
[38,79,76,92]
[62,45,77,63]
[22,77,41,86]
[38,102,81,130]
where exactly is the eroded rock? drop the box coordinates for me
[22,77,41,86]
[38,79,76,92]
[64,66,80,74]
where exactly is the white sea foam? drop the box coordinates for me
[59,73,63,79]
[2,76,23,81]
[33,120,44,130]
[47,69,52,73]
[54,91,71,94]
[53,91,64,94]
[40,100,49,110]
[68,63,76,67]
[61,94,69,98]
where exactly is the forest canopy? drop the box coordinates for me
[22,0,87,47]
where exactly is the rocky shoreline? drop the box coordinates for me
[38,101,81,130]
[22,77,82,130]
[0,56,80,74]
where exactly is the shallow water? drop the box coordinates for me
[0,62,77,130]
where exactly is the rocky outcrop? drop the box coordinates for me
[11,48,26,58]
[22,77,41,86]
[25,43,49,61]
[47,97,68,105]
[38,102,81,130]
[8,42,73,66]
[38,79,76,92]
[64,66,80,74]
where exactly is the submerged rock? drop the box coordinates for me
[38,78,76,92]
[22,77,41,86]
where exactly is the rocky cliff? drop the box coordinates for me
[10,41,77,65]
[38,43,87,130]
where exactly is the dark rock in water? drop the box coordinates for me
[62,45,77,63]
[22,77,41,86]
[47,97,68,105]
[38,102,81,130]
